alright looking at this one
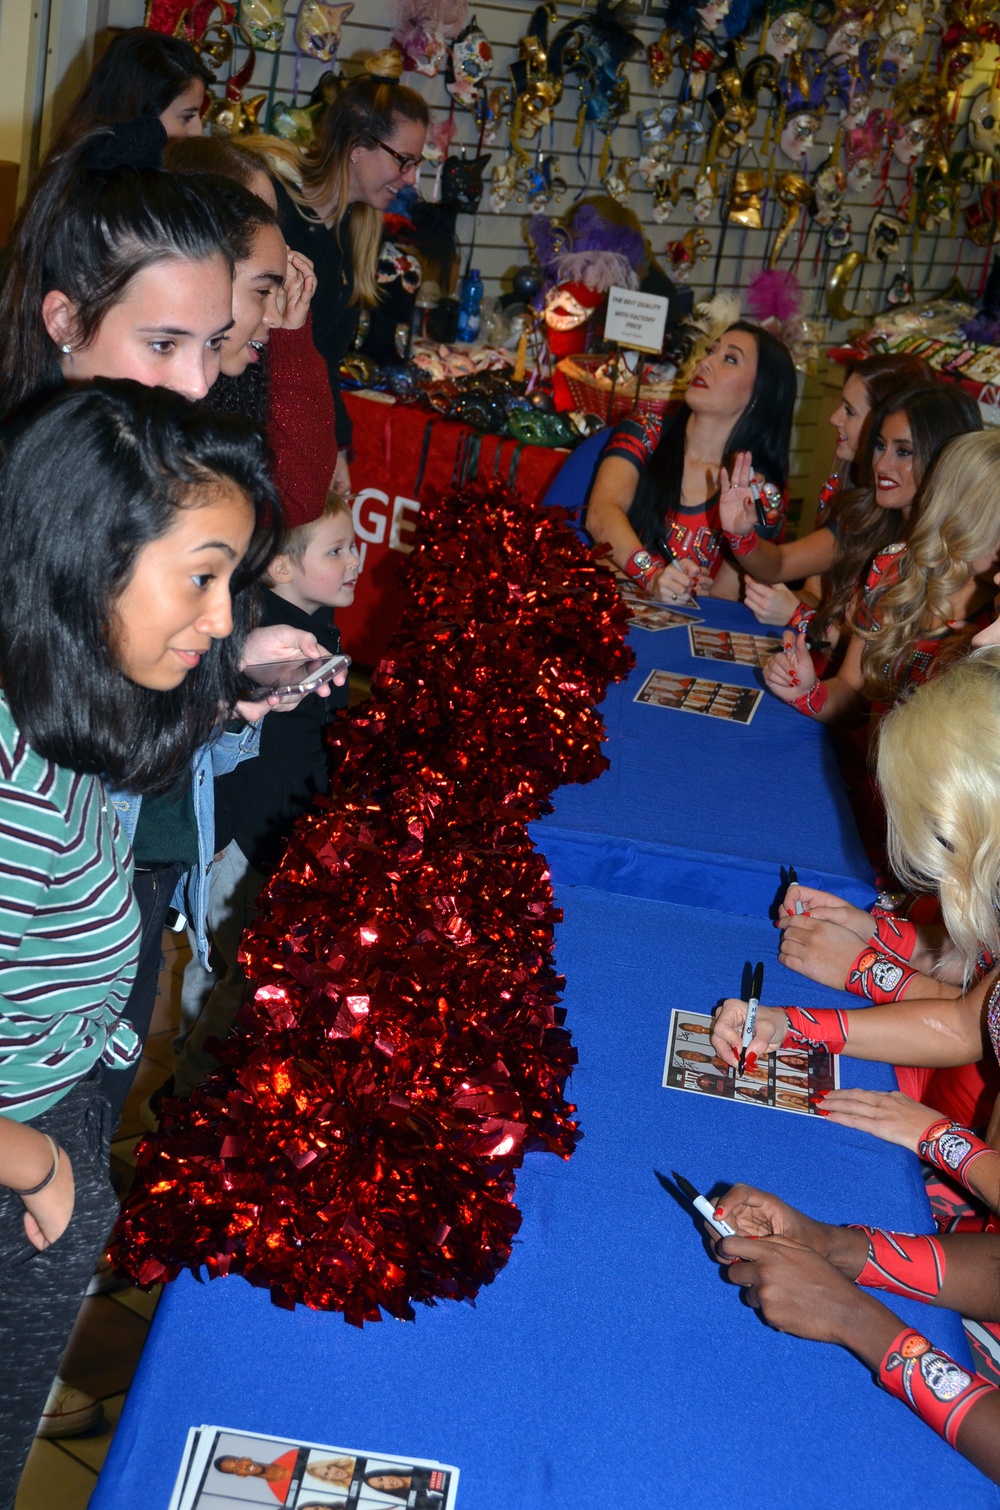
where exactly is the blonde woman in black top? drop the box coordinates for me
[248,50,428,494]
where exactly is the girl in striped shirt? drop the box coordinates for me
[0,381,279,1503]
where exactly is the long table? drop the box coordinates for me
[91,600,999,1510]
[532,596,874,916]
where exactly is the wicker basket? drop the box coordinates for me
[557,353,682,425]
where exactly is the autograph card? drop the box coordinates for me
[170,1425,459,1510]
[618,583,701,633]
[661,1009,838,1116]
[688,624,779,667]
[634,669,762,725]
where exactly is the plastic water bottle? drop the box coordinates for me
[455,268,483,343]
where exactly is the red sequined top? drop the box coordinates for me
[266,315,338,529]
[601,411,787,577]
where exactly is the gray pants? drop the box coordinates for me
[0,1071,119,1508]
[173,843,265,1098]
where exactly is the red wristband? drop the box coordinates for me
[851,1226,946,1301]
[879,1328,995,1447]
[783,1005,848,1054]
[724,529,758,557]
[872,913,918,962]
[917,1119,995,1194]
[625,549,668,595]
[790,680,829,717]
[788,601,816,632]
[845,945,917,1003]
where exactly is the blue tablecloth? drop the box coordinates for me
[92,890,998,1510]
[532,596,874,916]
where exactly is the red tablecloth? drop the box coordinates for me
[338,392,570,665]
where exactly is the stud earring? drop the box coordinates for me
[60,343,72,354]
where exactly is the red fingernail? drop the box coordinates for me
[746,1053,758,1071]
[802,910,811,917]
[714,1207,725,1218]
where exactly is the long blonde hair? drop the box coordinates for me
[877,645,1000,974]
[244,50,427,306]
[856,429,1000,703]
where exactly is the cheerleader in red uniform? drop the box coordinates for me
[585,322,796,604]
[722,352,932,640]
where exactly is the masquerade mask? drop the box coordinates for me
[295,0,353,63]
[447,17,494,109]
[728,168,764,228]
[239,0,284,49]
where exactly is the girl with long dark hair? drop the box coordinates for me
[724,352,934,628]
[0,381,277,1506]
[585,321,797,602]
[55,26,212,144]
[763,385,984,724]
[0,120,235,421]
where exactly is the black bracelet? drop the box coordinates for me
[13,1133,60,1196]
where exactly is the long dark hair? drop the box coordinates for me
[0,124,233,421]
[55,28,212,143]
[824,353,935,503]
[627,321,796,551]
[824,383,983,632]
[0,381,281,793]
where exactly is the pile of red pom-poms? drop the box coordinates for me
[111,481,633,1324]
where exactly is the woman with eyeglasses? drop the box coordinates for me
[248,50,428,497]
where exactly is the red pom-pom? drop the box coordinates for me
[112,481,633,1318]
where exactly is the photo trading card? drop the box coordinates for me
[617,581,702,633]
[688,623,781,667]
[170,1426,458,1510]
[661,1009,839,1116]
[634,669,762,725]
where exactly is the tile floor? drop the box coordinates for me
[14,668,373,1509]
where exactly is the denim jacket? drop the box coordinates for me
[107,724,260,967]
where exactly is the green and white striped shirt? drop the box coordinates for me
[0,696,141,1121]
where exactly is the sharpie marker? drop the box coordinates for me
[738,960,763,1077]
[672,1171,736,1238]
[788,864,805,914]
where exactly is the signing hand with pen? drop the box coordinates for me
[711,998,788,1069]
[712,1183,869,1278]
[778,882,875,942]
[762,626,816,703]
[652,555,708,604]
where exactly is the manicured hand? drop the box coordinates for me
[744,580,803,626]
[778,915,871,990]
[763,628,816,703]
[718,450,756,536]
[712,1182,840,1257]
[711,999,789,1068]
[778,885,874,943]
[819,1088,943,1152]
[652,555,699,604]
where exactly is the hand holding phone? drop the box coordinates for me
[238,652,350,700]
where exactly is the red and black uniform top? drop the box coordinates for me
[602,411,787,579]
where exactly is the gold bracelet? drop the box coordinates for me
[13,1133,60,1196]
